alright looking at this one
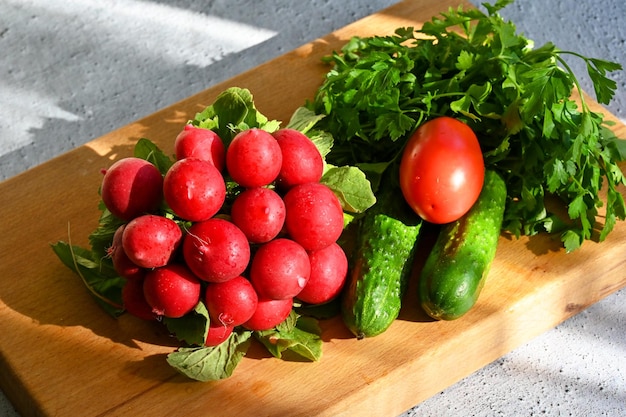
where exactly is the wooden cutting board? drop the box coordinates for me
[1,0,625,416]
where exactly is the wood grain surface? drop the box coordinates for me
[1,0,625,416]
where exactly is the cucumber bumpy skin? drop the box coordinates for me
[341,189,422,339]
[419,170,507,321]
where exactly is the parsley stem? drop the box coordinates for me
[554,53,589,114]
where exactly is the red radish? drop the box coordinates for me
[143,264,201,318]
[283,182,344,251]
[230,187,286,243]
[249,238,310,300]
[163,157,226,222]
[101,157,163,221]
[107,224,126,257]
[242,298,293,331]
[183,218,250,283]
[174,124,225,172]
[122,278,157,321]
[297,242,348,305]
[205,276,258,327]
[205,323,234,347]
[273,128,324,190]
[112,245,145,281]
[226,128,282,187]
[122,214,182,269]
[110,225,145,281]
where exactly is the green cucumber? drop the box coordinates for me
[341,186,422,339]
[419,170,507,320]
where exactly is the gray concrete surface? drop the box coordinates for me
[1,0,625,416]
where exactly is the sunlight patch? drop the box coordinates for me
[0,83,82,158]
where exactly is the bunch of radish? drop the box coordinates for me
[101,125,348,347]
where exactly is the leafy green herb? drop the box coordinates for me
[166,330,253,381]
[311,0,626,251]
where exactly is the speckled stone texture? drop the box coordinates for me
[0,0,399,180]
[1,1,625,416]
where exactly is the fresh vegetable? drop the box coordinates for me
[297,242,349,305]
[225,127,283,187]
[230,187,286,244]
[121,278,157,321]
[250,238,311,300]
[174,124,226,172]
[273,128,325,190]
[110,224,145,281]
[52,87,376,381]
[163,157,226,222]
[51,0,626,381]
[143,263,202,319]
[312,0,626,251]
[419,170,507,320]
[283,182,345,251]
[100,157,163,221]
[182,218,251,283]
[205,276,259,327]
[341,183,422,339]
[204,323,234,347]
[121,214,182,269]
[242,298,294,331]
[399,116,485,224]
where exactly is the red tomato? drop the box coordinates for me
[399,117,485,224]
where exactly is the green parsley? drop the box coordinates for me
[311,0,626,251]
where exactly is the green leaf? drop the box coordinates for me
[373,111,416,141]
[561,229,583,253]
[192,87,281,145]
[545,158,568,193]
[254,314,323,361]
[163,301,210,346]
[211,88,256,133]
[355,161,392,193]
[520,65,557,119]
[166,330,253,381]
[482,0,514,15]
[601,188,626,242]
[586,58,622,104]
[321,165,377,213]
[308,129,334,159]
[602,128,626,162]
[494,15,523,49]
[456,50,474,71]
[286,106,326,134]
[134,138,174,174]
[541,106,556,139]
[51,241,125,317]
[88,206,125,259]
[450,95,474,119]
[567,194,586,220]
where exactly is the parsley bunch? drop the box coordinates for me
[311,0,626,251]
